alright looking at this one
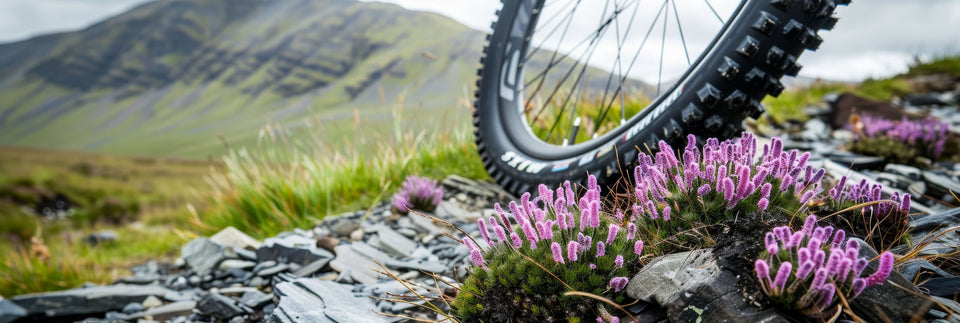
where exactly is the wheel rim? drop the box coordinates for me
[501,0,746,157]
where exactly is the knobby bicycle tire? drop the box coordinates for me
[474,0,847,196]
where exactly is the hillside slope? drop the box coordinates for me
[0,0,653,157]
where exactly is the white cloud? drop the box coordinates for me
[2,0,957,82]
[0,0,154,42]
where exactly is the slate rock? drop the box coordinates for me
[374,225,417,258]
[328,244,381,284]
[85,230,118,246]
[197,292,251,319]
[125,301,197,321]
[626,249,719,304]
[0,296,27,323]
[11,284,171,318]
[210,226,262,250]
[626,249,788,322]
[293,258,332,277]
[921,277,960,297]
[142,295,163,308]
[121,302,144,314]
[181,238,230,277]
[434,201,476,222]
[848,238,934,322]
[258,233,335,266]
[239,290,273,309]
[270,279,386,323]
[911,207,960,233]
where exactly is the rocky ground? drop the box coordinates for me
[2,87,960,322]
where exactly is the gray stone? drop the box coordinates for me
[239,290,273,309]
[924,171,960,197]
[125,301,196,321]
[901,259,954,282]
[329,221,361,237]
[626,249,719,305]
[210,226,261,250]
[219,259,257,271]
[197,292,251,319]
[384,259,447,274]
[351,241,392,263]
[848,238,934,322]
[141,295,163,308]
[121,302,144,314]
[217,287,258,296]
[181,238,230,276]
[626,249,787,322]
[911,207,960,233]
[0,296,27,323]
[293,258,332,277]
[933,296,960,317]
[375,225,417,258]
[349,229,365,241]
[329,245,382,284]
[270,279,386,323]
[11,284,172,318]
[408,212,445,235]
[435,201,476,222]
[163,290,199,302]
[85,230,118,246]
[885,164,923,181]
[799,118,829,142]
[257,263,291,277]
[257,234,334,266]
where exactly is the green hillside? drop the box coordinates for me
[0,0,482,157]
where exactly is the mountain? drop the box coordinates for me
[0,0,652,157]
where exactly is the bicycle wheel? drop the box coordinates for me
[475,0,846,196]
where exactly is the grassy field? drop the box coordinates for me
[0,146,212,296]
[0,97,488,296]
[762,54,960,124]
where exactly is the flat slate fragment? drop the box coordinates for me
[270,279,386,323]
[11,284,171,318]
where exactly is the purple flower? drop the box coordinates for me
[568,241,580,262]
[509,232,522,248]
[756,259,771,284]
[609,277,629,292]
[551,242,565,264]
[626,223,637,240]
[392,176,443,213]
[470,248,486,268]
[614,255,624,268]
[774,262,792,293]
[697,184,712,196]
[803,215,818,236]
[596,242,606,258]
[634,240,644,256]
[765,232,779,255]
[606,224,620,245]
[662,206,672,221]
[493,225,507,243]
[867,252,895,287]
[757,198,769,211]
[478,218,493,246]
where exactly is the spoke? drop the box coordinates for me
[703,0,725,24]
[526,0,582,63]
[541,4,620,139]
[657,0,669,96]
[529,0,617,121]
[596,0,667,131]
[670,0,691,66]
[594,0,642,133]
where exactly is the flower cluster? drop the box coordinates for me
[851,115,953,165]
[755,215,894,317]
[632,134,823,241]
[861,115,949,158]
[824,175,912,250]
[455,175,643,321]
[391,175,443,214]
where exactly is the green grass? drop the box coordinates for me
[762,54,960,123]
[200,99,488,238]
[0,146,212,297]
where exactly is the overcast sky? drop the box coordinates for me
[0,0,957,82]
